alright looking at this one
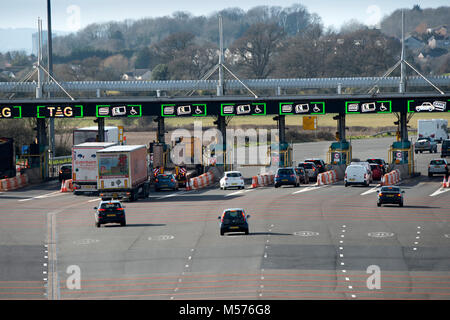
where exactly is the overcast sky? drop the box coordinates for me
[1,0,448,32]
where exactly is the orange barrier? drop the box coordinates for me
[60,179,73,192]
[381,169,401,186]
[186,172,215,191]
[250,173,274,188]
[0,174,28,191]
[316,170,338,186]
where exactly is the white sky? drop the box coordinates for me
[1,0,448,32]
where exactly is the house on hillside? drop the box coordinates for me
[404,35,425,50]
[427,25,448,37]
[122,68,152,81]
[428,36,450,50]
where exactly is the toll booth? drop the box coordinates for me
[328,141,352,166]
[271,142,293,167]
[389,141,414,175]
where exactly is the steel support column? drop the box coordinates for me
[156,117,165,144]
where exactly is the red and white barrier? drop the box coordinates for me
[251,173,274,188]
[0,174,28,191]
[316,170,338,186]
[442,176,450,188]
[381,169,401,186]
[186,172,215,191]
[60,179,73,192]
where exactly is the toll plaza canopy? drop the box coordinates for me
[0,93,449,119]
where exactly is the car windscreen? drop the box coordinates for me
[157,174,171,179]
[226,172,241,178]
[370,165,380,170]
[430,160,446,165]
[381,187,400,193]
[100,202,122,210]
[301,163,313,169]
[223,210,245,222]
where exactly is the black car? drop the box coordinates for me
[294,167,309,184]
[94,200,126,227]
[377,186,404,207]
[58,164,72,182]
[304,159,327,173]
[218,208,250,235]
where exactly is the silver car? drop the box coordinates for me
[298,162,318,181]
[428,159,448,177]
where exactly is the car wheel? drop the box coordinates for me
[275,184,279,188]
[377,202,381,207]
[345,183,348,187]
[96,222,101,228]
[220,230,225,236]
[399,202,403,207]
[244,229,249,235]
[428,173,433,177]
[120,219,126,226]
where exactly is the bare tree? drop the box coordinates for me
[229,23,285,78]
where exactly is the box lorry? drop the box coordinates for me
[73,126,122,145]
[417,119,448,143]
[72,142,117,194]
[0,137,16,179]
[97,145,150,201]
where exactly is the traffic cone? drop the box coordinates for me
[251,176,258,188]
[60,180,68,192]
[443,176,448,188]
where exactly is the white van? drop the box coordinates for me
[345,165,372,187]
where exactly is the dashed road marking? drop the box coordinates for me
[292,186,323,194]
[430,188,450,197]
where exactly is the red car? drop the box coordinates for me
[370,164,383,181]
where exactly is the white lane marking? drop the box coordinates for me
[18,191,66,202]
[87,198,101,203]
[430,188,450,197]
[155,191,186,200]
[360,185,380,196]
[292,186,322,194]
[35,191,63,199]
[226,190,244,197]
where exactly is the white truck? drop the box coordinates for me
[97,145,150,201]
[72,142,117,195]
[417,119,448,143]
[73,126,122,145]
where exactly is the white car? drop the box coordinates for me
[416,102,434,112]
[220,171,245,190]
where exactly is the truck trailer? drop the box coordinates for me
[73,126,122,145]
[72,142,117,194]
[417,119,448,143]
[97,145,150,201]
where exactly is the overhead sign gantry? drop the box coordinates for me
[0,93,449,118]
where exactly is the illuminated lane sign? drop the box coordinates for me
[221,103,266,116]
[96,104,142,117]
[37,105,83,118]
[345,100,392,114]
[279,102,325,115]
[0,105,22,118]
[161,104,207,117]
[407,99,449,113]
